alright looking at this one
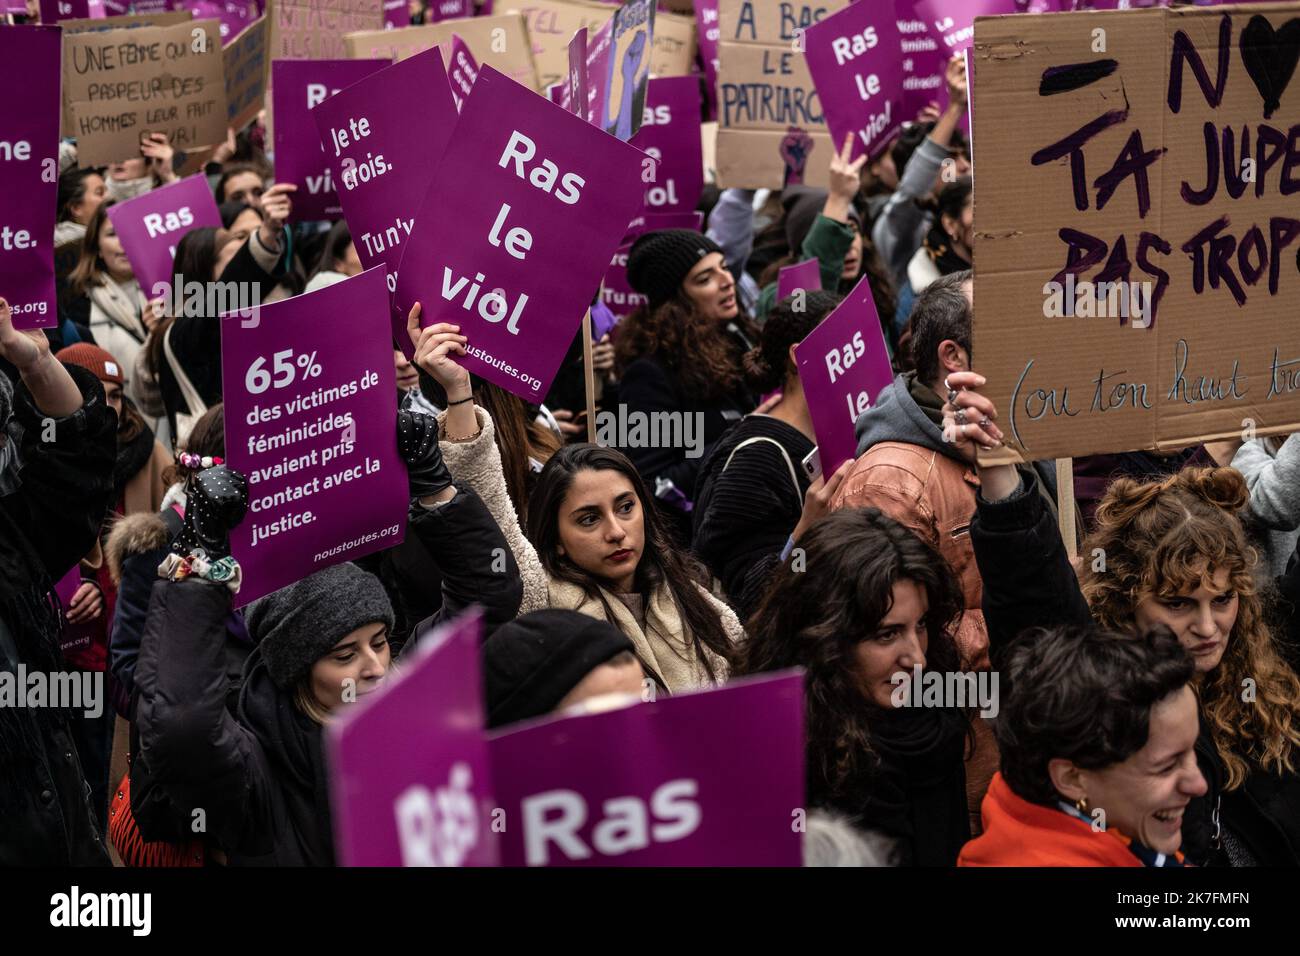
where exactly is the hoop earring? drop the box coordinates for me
[1075,796,1090,815]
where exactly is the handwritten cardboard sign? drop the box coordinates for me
[221,266,409,607]
[972,5,1300,462]
[649,9,696,78]
[267,0,385,60]
[312,48,458,353]
[0,27,61,332]
[328,609,498,867]
[504,0,613,92]
[395,65,646,403]
[62,18,228,165]
[795,275,894,476]
[271,58,388,221]
[223,13,268,132]
[107,174,223,297]
[715,0,845,188]
[344,14,540,91]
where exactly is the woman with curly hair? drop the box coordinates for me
[734,508,973,866]
[613,229,758,540]
[944,368,1300,866]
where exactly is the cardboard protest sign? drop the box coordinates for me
[345,14,540,90]
[505,0,613,92]
[57,10,192,33]
[271,58,388,221]
[585,0,654,141]
[395,66,646,403]
[267,0,385,60]
[106,174,222,297]
[631,75,703,214]
[447,33,481,110]
[312,48,458,353]
[649,9,695,78]
[777,257,821,302]
[221,266,409,607]
[0,27,60,332]
[972,5,1300,463]
[62,18,228,165]
[715,0,845,188]
[489,671,805,866]
[795,276,894,476]
[328,609,498,867]
[223,13,268,132]
[804,0,905,162]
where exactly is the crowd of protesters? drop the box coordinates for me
[4,20,1300,872]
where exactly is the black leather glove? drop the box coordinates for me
[171,464,249,561]
[397,409,453,501]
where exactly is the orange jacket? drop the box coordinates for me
[959,773,1143,867]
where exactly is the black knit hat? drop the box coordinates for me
[484,610,636,728]
[625,229,724,310]
[244,563,396,689]
[782,186,862,255]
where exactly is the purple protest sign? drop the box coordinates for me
[586,0,654,141]
[0,27,60,331]
[566,27,588,117]
[695,0,720,121]
[489,671,805,866]
[383,0,410,29]
[221,266,409,607]
[600,243,646,321]
[327,608,498,867]
[39,0,90,20]
[428,0,470,20]
[805,2,905,162]
[795,275,894,476]
[395,66,646,403]
[178,0,257,43]
[272,59,388,222]
[107,175,223,299]
[447,33,480,112]
[631,76,703,214]
[621,209,702,246]
[777,258,821,302]
[311,48,458,356]
[54,565,98,660]
[895,6,946,120]
[915,0,1020,54]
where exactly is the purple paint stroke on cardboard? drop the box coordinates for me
[795,274,893,476]
[327,608,498,867]
[804,1,905,162]
[221,266,409,607]
[394,66,646,403]
[0,27,61,330]
[630,75,703,214]
[272,59,388,222]
[311,48,458,356]
[777,257,821,301]
[107,174,223,299]
[489,670,806,866]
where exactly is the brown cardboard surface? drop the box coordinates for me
[650,9,695,78]
[59,10,192,34]
[503,0,612,91]
[718,0,845,47]
[267,0,384,60]
[972,5,1300,464]
[224,15,268,133]
[63,18,228,166]
[716,40,823,132]
[344,14,539,90]
[715,126,834,188]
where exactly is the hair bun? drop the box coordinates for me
[1094,476,1165,526]
[1176,466,1248,513]
[742,346,778,394]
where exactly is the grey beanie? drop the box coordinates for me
[244,562,395,689]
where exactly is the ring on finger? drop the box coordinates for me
[955,408,967,425]
[947,388,959,405]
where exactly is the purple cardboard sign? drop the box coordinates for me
[107,175,223,299]
[221,266,409,607]
[804,1,905,162]
[600,242,646,321]
[489,671,806,867]
[695,0,720,121]
[428,0,470,20]
[311,48,458,356]
[895,5,946,120]
[776,258,821,302]
[0,27,60,331]
[178,0,257,43]
[54,565,98,658]
[586,0,654,141]
[565,27,588,117]
[914,0,1019,54]
[620,208,702,246]
[39,0,90,20]
[272,59,388,222]
[395,66,646,403]
[327,608,498,867]
[447,33,479,111]
[630,76,703,215]
[795,275,894,476]
[383,0,410,28]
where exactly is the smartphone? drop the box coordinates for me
[802,446,822,483]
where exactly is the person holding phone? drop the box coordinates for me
[104,132,179,204]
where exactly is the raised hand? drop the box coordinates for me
[406,303,471,400]
[397,409,454,502]
[172,464,249,562]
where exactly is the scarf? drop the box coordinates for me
[55,220,87,248]
[922,220,971,277]
[113,424,156,503]
[105,175,154,204]
[89,276,148,345]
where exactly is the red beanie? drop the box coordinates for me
[56,343,125,386]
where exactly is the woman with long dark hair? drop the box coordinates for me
[734,507,973,865]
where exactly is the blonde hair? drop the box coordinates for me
[1081,467,1300,789]
[293,680,331,726]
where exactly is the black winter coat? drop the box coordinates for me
[970,473,1300,866]
[131,488,522,864]
[0,365,116,865]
